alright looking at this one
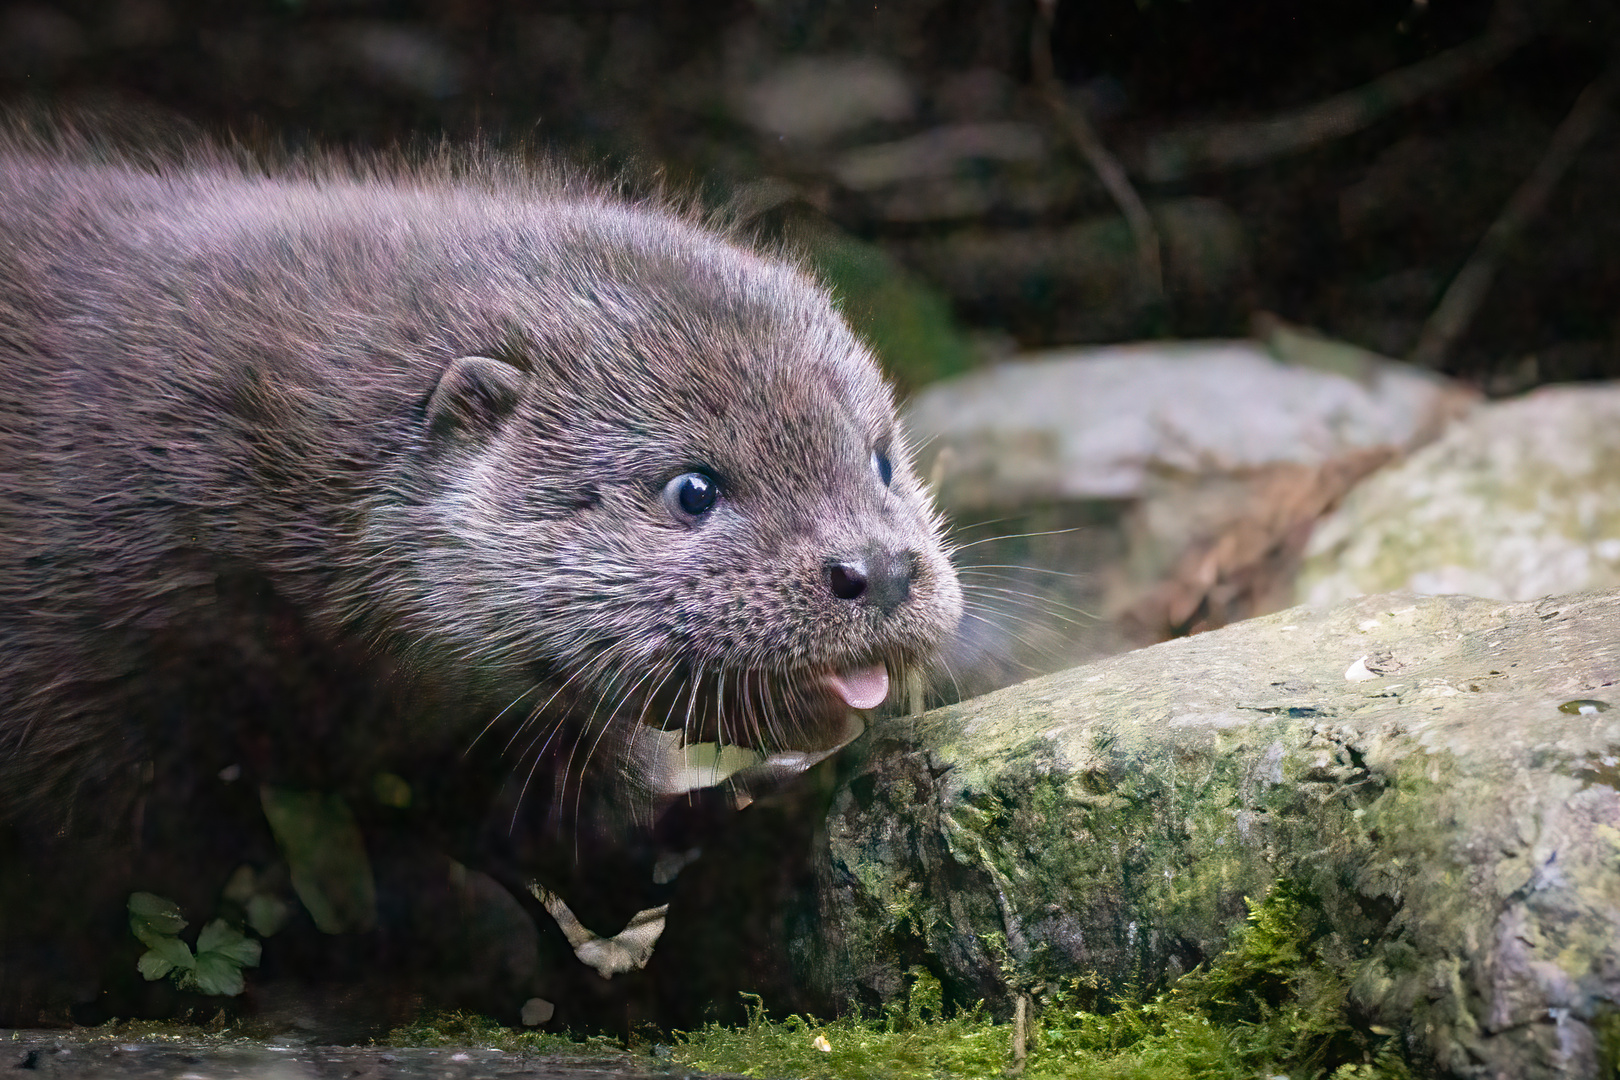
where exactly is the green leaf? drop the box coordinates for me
[136,950,176,981]
[136,935,194,982]
[260,785,377,934]
[196,919,262,969]
[189,952,248,997]
[128,892,187,947]
[221,865,258,905]
[246,894,291,938]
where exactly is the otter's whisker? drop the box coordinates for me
[956,563,1083,578]
[504,659,598,758]
[506,651,625,831]
[931,652,965,706]
[959,580,1098,624]
[565,662,662,855]
[463,679,548,758]
[950,526,1085,552]
[960,598,1070,660]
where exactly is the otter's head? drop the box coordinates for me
[391,200,960,812]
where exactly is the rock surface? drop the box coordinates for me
[1300,383,1620,605]
[908,339,1478,688]
[904,339,1472,512]
[0,1031,726,1080]
[800,588,1620,1079]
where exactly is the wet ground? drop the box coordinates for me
[1,1031,739,1080]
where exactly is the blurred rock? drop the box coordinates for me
[898,198,1252,341]
[1300,383,1620,605]
[930,67,1018,123]
[910,339,1475,679]
[1119,447,1395,640]
[336,23,463,100]
[825,121,1059,223]
[739,54,913,144]
[832,122,1046,190]
[907,339,1470,512]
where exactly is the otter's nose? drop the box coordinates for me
[826,548,914,614]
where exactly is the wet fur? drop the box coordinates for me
[0,133,960,1021]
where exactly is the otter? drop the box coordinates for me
[0,138,961,1024]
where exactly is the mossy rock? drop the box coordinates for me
[798,589,1620,1078]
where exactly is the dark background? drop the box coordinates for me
[5,0,1617,391]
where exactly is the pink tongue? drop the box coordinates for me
[825,664,890,710]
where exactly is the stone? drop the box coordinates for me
[907,338,1477,679]
[0,1030,701,1078]
[739,55,913,144]
[905,339,1470,513]
[1300,383,1620,605]
[798,588,1620,1078]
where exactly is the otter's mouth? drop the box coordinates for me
[633,661,892,802]
[821,662,889,711]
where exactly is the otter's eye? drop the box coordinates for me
[663,472,719,520]
[872,449,894,487]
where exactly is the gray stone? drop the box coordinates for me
[802,588,1620,1078]
[905,339,1469,514]
[831,122,1047,190]
[907,341,1477,684]
[739,55,913,144]
[1301,383,1620,605]
[0,1031,729,1078]
[335,23,463,99]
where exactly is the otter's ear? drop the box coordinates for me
[425,355,526,441]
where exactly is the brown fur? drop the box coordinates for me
[0,134,960,1021]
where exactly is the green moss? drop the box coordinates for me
[383,1010,603,1055]
[670,882,1416,1080]
[362,885,1413,1079]
[674,989,1010,1080]
[1595,1010,1620,1075]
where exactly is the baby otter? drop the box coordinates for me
[0,139,960,1021]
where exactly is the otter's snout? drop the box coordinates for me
[825,547,915,615]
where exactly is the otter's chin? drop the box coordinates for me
[635,708,866,803]
[625,659,901,804]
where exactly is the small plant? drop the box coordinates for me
[665,882,1415,1080]
[671,984,1009,1078]
[127,892,262,997]
[384,1011,612,1056]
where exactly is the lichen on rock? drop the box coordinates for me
[799,589,1620,1078]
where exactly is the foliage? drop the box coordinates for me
[1034,882,1411,1080]
[384,1011,603,1055]
[379,884,1416,1079]
[674,983,1008,1080]
[127,893,262,998]
[666,882,1417,1080]
[259,786,377,934]
[801,229,977,394]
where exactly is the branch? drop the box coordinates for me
[1030,0,1164,311]
[1140,29,1529,182]
[1410,56,1620,369]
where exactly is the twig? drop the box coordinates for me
[1411,56,1620,368]
[1007,992,1029,1075]
[1030,0,1164,312]
[1140,29,1528,182]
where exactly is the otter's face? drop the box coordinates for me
[398,219,960,803]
